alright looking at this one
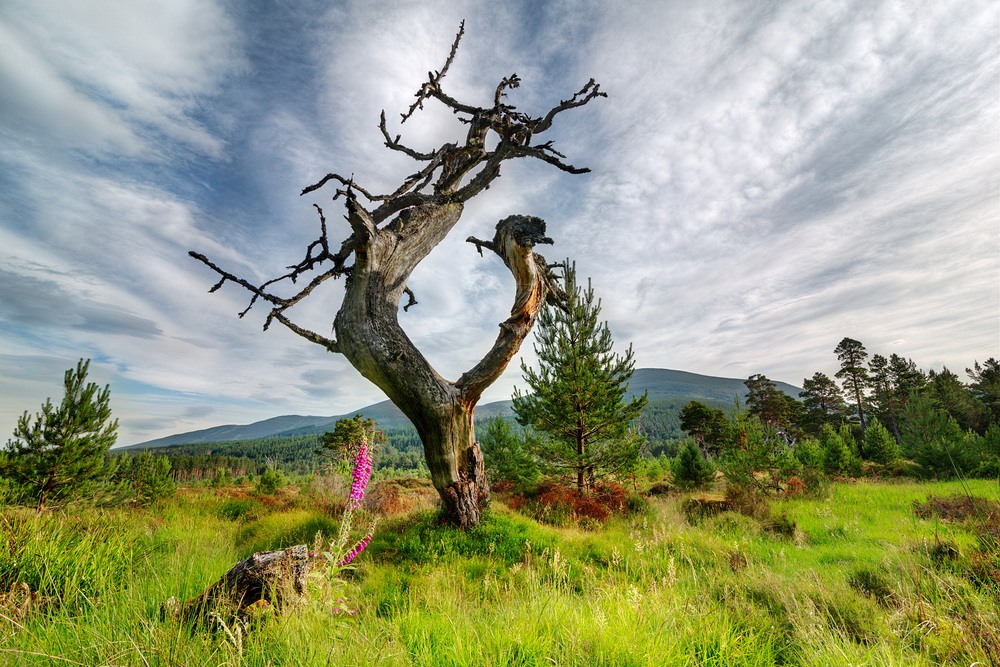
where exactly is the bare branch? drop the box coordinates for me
[380,110,434,160]
[514,144,592,174]
[493,74,521,109]
[532,79,607,134]
[465,235,496,256]
[402,21,467,122]
[269,312,339,353]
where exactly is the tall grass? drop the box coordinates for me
[0,479,996,665]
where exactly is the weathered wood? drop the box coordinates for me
[167,544,309,623]
[189,26,604,527]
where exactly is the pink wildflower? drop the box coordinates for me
[339,532,373,566]
[347,443,373,511]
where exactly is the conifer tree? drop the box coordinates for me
[863,421,900,465]
[513,262,647,494]
[799,372,847,435]
[0,359,118,511]
[744,374,792,428]
[834,337,870,432]
[672,440,715,490]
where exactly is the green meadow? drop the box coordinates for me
[1,478,997,666]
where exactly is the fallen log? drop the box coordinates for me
[163,544,310,624]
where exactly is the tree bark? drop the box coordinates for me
[336,207,555,527]
[168,544,310,623]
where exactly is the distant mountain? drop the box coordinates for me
[125,368,802,448]
[626,368,801,403]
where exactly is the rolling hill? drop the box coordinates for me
[124,368,802,449]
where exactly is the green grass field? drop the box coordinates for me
[1,478,997,666]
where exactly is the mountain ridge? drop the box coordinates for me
[123,368,802,449]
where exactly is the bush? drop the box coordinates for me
[724,484,771,522]
[864,422,901,464]
[792,437,824,468]
[480,416,539,491]
[671,440,715,490]
[111,451,176,505]
[256,466,285,495]
[503,481,632,526]
[681,495,729,524]
[900,392,973,479]
[821,424,861,476]
[967,423,1000,478]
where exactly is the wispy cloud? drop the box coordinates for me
[0,0,996,444]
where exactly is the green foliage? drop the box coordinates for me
[679,400,729,456]
[319,414,386,462]
[719,401,798,494]
[835,336,871,430]
[966,422,1000,477]
[821,424,862,476]
[0,510,143,605]
[368,509,554,566]
[848,565,895,606]
[926,367,990,434]
[0,359,118,510]
[967,358,1000,425]
[864,421,901,465]
[256,463,286,495]
[672,439,716,490]
[513,262,647,493]
[743,374,791,428]
[900,391,972,479]
[111,451,176,505]
[799,372,848,435]
[210,467,231,488]
[1,478,999,665]
[479,416,539,491]
[792,436,824,468]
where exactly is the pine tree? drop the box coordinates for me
[0,359,118,510]
[513,262,648,494]
[799,372,847,435]
[744,374,791,428]
[480,416,539,491]
[672,440,715,490]
[864,421,900,465]
[834,337,870,432]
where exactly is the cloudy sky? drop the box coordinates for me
[1,0,997,446]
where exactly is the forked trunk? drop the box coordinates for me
[334,202,552,527]
[189,29,601,527]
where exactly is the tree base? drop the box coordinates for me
[440,442,490,528]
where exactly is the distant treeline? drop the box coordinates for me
[117,400,698,481]
[115,428,428,480]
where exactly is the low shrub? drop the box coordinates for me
[848,565,895,606]
[681,495,729,524]
[501,481,635,526]
[724,484,771,521]
[762,510,796,538]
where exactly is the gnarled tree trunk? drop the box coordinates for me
[190,24,603,527]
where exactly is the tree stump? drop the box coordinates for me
[164,544,310,624]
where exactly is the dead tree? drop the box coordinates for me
[190,23,605,527]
